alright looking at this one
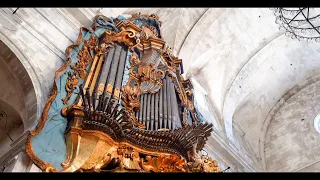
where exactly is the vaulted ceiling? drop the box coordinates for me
[1,7,319,171]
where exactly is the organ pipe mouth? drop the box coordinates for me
[157,128,170,131]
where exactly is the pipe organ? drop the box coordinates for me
[26,13,221,173]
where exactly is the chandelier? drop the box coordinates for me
[271,8,320,41]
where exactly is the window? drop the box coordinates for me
[314,113,320,134]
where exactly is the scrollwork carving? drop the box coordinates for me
[201,156,221,172]
[137,64,165,85]
[61,36,98,105]
[62,72,79,105]
[140,155,187,172]
[121,80,141,112]
[100,29,137,51]
[121,80,145,129]
[72,36,98,78]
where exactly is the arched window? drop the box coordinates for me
[314,113,320,134]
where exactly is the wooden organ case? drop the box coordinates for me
[31,14,221,173]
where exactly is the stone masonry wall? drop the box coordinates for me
[265,79,320,172]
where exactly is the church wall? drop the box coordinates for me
[0,124,23,158]
[265,80,320,172]
[205,135,250,172]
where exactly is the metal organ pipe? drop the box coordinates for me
[154,90,159,130]
[139,95,144,124]
[159,82,163,129]
[95,47,115,108]
[114,47,127,100]
[170,76,181,129]
[143,93,148,127]
[135,95,140,119]
[162,78,167,129]
[146,94,151,130]
[105,49,185,131]
[166,76,172,130]
[105,45,122,97]
[150,93,155,130]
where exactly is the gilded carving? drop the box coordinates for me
[101,29,137,51]
[62,72,79,105]
[170,75,195,112]
[129,54,141,81]
[162,43,173,57]
[140,155,187,172]
[95,42,112,55]
[62,36,99,105]
[57,128,219,173]
[45,166,57,172]
[120,80,145,129]
[121,80,141,112]
[128,13,162,27]
[128,53,165,94]
[201,156,221,172]
[141,25,158,39]
[185,155,221,172]
[137,64,165,85]
[117,146,134,159]
[72,36,98,79]
[129,53,141,66]
[117,146,141,170]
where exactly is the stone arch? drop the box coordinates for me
[0,36,41,132]
[0,34,42,172]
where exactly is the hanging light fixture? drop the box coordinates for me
[271,8,320,42]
